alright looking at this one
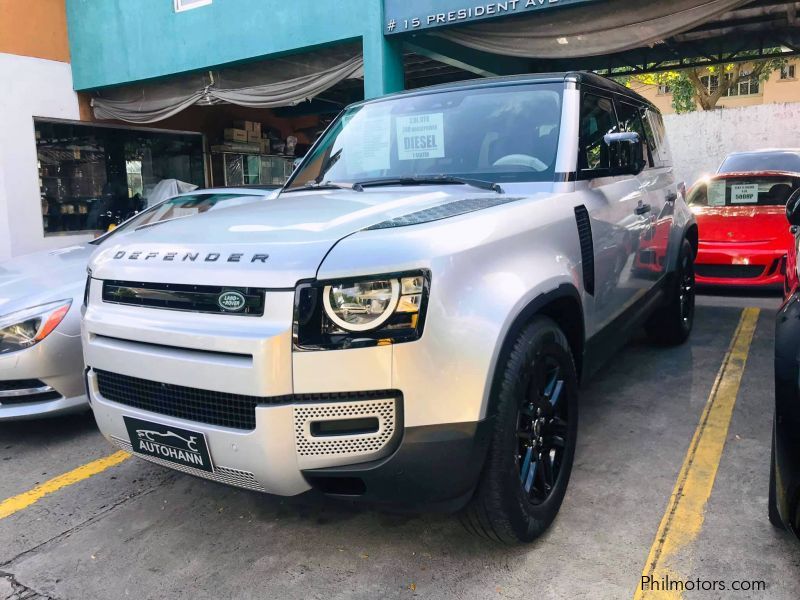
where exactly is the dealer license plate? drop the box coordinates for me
[124,416,214,472]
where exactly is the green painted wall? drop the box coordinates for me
[65,0,404,97]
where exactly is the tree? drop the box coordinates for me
[620,57,787,113]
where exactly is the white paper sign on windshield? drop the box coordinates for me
[346,112,391,173]
[730,183,759,204]
[171,207,200,217]
[396,113,445,161]
[707,180,726,206]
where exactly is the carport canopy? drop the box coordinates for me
[400,0,800,78]
[89,1,800,123]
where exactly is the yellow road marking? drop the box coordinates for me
[634,307,760,600]
[0,450,130,520]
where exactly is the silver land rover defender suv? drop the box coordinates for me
[82,73,697,543]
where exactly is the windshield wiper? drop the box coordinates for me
[283,181,363,193]
[354,175,503,194]
[315,148,343,184]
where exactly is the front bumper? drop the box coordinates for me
[695,242,785,288]
[0,324,87,421]
[87,369,488,507]
[82,279,492,508]
[774,292,800,536]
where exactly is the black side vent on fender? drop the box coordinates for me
[574,206,595,295]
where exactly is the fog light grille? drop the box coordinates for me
[294,399,396,459]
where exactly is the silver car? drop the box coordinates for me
[0,187,276,420]
[83,73,697,543]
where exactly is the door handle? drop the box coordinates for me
[635,203,652,215]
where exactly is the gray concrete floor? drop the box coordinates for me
[1,293,798,599]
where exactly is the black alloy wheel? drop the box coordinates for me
[462,317,579,544]
[678,245,696,332]
[646,238,695,345]
[516,355,569,505]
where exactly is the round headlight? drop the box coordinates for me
[322,279,400,332]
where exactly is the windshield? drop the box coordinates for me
[718,152,800,174]
[688,176,799,207]
[91,193,261,244]
[287,83,563,190]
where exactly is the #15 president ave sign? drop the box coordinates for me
[384,0,596,34]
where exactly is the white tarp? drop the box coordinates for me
[435,0,752,58]
[145,179,199,208]
[92,47,363,124]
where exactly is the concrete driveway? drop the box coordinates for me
[1,295,798,599]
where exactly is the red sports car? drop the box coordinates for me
[687,172,799,288]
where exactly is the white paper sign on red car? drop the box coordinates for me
[730,183,759,204]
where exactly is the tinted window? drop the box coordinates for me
[578,95,618,172]
[687,177,798,207]
[35,120,204,236]
[718,152,800,174]
[640,109,670,168]
[616,101,652,168]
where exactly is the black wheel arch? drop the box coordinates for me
[485,284,584,420]
[685,223,699,259]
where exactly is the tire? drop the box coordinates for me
[769,428,784,528]
[646,238,695,346]
[461,317,579,544]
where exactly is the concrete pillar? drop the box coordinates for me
[362,31,404,99]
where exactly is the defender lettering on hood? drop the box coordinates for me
[112,250,270,263]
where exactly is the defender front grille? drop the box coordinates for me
[94,370,401,433]
[96,370,260,430]
[695,264,764,279]
[102,280,266,316]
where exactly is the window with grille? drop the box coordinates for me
[701,73,760,97]
[727,75,760,97]
[700,75,720,95]
[781,65,796,80]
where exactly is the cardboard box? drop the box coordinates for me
[259,139,271,155]
[233,121,262,136]
[247,131,261,143]
[224,128,248,143]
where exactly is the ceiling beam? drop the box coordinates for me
[402,35,529,77]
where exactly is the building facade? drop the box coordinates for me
[2,0,798,261]
[0,0,84,261]
[634,62,800,114]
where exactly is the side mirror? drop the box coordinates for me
[604,132,646,176]
[786,188,800,226]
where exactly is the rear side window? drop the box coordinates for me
[578,94,618,174]
[641,109,671,168]
[616,101,652,168]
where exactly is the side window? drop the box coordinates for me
[578,94,618,174]
[642,108,671,168]
[616,101,653,168]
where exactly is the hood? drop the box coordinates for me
[693,205,791,244]
[89,187,523,287]
[0,244,93,316]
